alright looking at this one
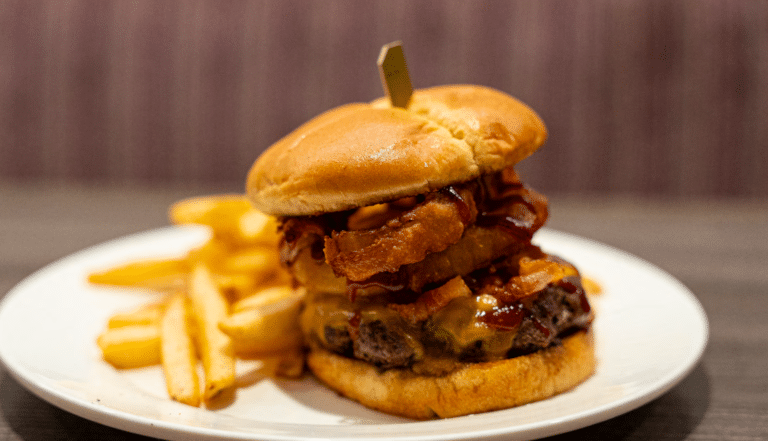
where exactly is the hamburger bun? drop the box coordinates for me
[246,83,594,420]
[307,330,595,419]
[247,85,547,216]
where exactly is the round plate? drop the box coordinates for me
[0,226,708,441]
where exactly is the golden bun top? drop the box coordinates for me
[247,85,547,216]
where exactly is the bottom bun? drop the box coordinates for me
[307,329,595,419]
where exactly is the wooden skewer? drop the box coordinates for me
[377,41,413,108]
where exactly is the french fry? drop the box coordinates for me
[221,246,278,274]
[97,325,161,368]
[231,331,304,357]
[160,293,201,406]
[214,272,257,299]
[238,210,279,246]
[170,195,252,244]
[188,262,236,401]
[107,302,165,328]
[186,239,230,268]
[170,194,281,247]
[169,194,251,226]
[88,258,187,290]
[262,269,293,289]
[219,294,302,351]
[95,193,306,406]
[231,286,298,313]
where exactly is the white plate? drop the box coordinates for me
[0,226,708,441]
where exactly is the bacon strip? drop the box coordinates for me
[324,187,477,282]
[388,276,471,324]
[501,257,579,302]
[281,168,549,292]
[288,223,531,298]
[279,217,327,265]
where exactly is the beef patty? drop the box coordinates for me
[307,275,592,370]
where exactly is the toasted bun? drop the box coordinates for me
[306,329,595,419]
[247,85,547,216]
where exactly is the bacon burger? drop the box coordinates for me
[246,85,595,419]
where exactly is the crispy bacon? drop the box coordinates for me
[476,168,549,240]
[324,186,477,282]
[280,168,549,293]
[279,217,327,265]
[388,276,471,324]
[504,257,578,300]
[467,250,581,304]
[289,223,532,299]
[397,224,529,292]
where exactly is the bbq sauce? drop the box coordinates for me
[558,275,592,313]
[475,297,552,340]
[279,210,353,267]
[346,272,407,302]
[477,211,534,241]
[278,218,327,266]
[476,303,526,330]
[347,311,362,341]
[440,185,474,226]
[475,170,549,240]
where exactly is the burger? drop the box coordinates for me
[246,85,595,419]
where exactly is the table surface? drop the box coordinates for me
[1,182,766,441]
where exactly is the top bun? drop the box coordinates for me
[247,85,547,216]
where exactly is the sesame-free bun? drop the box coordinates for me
[247,85,547,216]
[306,329,595,419]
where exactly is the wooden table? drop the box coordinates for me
[1,183,767,440]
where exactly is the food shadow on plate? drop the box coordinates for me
[272,374,413,424]
[205,386,237,411]
[230,356,409,423]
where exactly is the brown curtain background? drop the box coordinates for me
[1,0,766,197]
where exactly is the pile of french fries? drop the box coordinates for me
[92,195,304,407]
